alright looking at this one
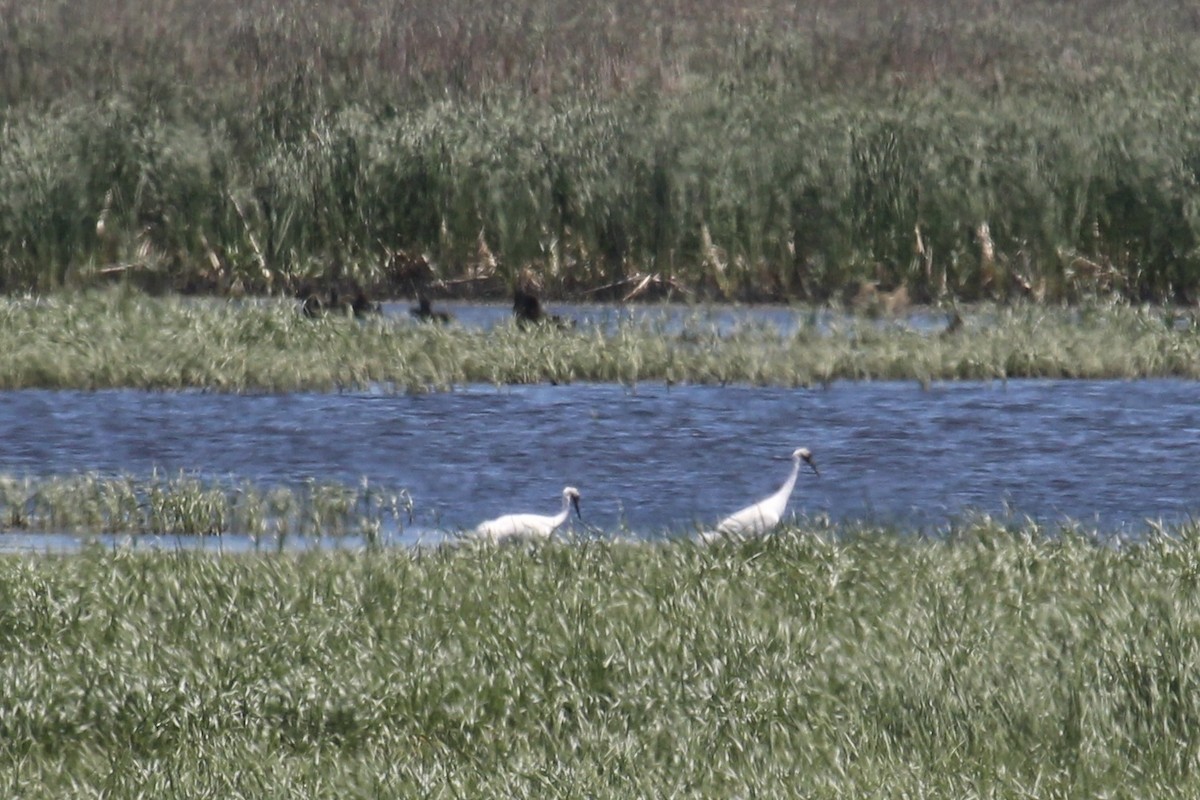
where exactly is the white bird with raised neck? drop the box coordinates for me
[702,448,819,541]
[474,486,582,542]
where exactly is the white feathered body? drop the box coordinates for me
[474,487,581,542]
[714,468,799,536]
[702,448,816,542]
[475,509,569,540]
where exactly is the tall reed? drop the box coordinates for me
[2,0,1199,301]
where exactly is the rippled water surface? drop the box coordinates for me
[379,299,956,335]
[3,379,1197,544]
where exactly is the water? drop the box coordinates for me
[2,380,1198,549]
[379,299,957,336]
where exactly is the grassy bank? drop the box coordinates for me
[0,291,1197,391]
[2,1,1200,301]
[2,522,1199,796]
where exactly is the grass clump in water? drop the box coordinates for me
[1,519,1200,795]
[0,472,411,541]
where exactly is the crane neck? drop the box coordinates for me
[553,493,573,527]
[772,457,802,505]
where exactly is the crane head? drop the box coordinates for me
[563,486,583,518]
[793,447,819,476]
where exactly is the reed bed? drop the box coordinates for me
[0,291,1197,391]
[2,0,1200,301]
[1,520,1199,796]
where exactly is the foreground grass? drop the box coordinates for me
[1,291,1198,391]
[2,521,1200,797]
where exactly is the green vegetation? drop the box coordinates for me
[2,521,1199,796]
[0,471,411,541]
[6,7,1196,794]
[0,291,1197,391]
[3,0,1200,301]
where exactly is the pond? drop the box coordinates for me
[2,378,1196,547]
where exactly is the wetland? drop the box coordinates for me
[5,0,1200,794]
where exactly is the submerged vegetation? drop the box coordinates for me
[3,0,1200,302]
[0,291,1197,391]
[3,522,1200,795]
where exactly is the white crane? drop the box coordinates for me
[702,447,818,541]
[473,486,582,542]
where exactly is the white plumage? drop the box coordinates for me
[702,447,818,541]
[473,486,582,541]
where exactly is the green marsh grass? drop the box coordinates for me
[3,0,1200,300]
[0,472,411,541]
[0,291,1197,391]
[3,520,1200,796]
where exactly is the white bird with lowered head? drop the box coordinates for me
[702,447,819,541]
[473,486,582,542]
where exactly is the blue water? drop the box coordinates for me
[2,380,1197,546]
[380,299,955,336]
